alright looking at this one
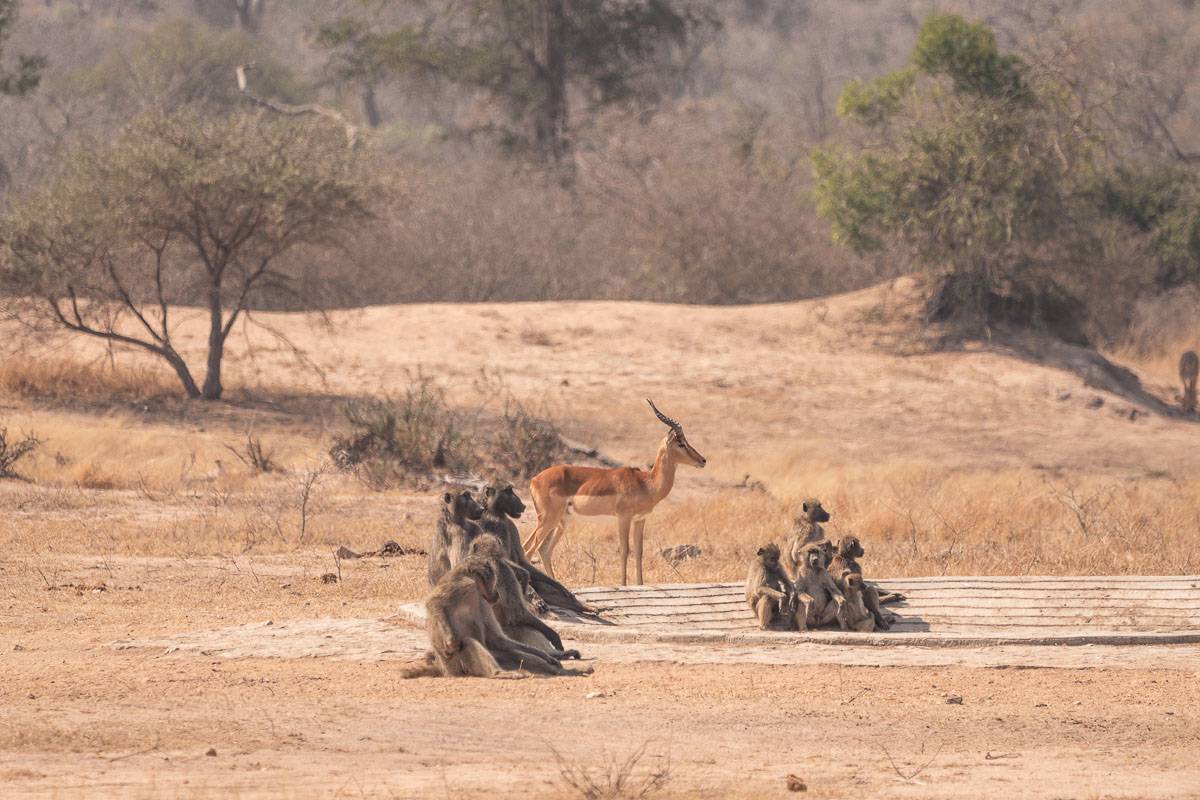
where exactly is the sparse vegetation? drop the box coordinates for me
[0,425,40,478]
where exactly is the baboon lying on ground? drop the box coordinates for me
[785,499,831,577]
[427,490,484,586]
[479,481,595,615]
[468,534,580,660]
[794,543,845,630]
[1181,351,1198,413]
[829,536,894,630]
[407,554,589,678]
[837,572,876,632]
[745,543,804,630]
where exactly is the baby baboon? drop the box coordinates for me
[427,490,485,587]
[1181,351,1198,413]
[794,543,845,630]
[837,572,876,633]
[468,534,580,660]
[785,499,831,577]
[830,536,892,631]
[479,481,595,615]
[421,555,583,678]
[745,543,803,630]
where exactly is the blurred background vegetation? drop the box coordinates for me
[3,0,1200,350]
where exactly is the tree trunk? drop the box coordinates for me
[162,349,202,399]
[201,285,224,400]
[361,83,382,128]
[534,0,571,177]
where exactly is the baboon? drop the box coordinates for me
[745,543,804,630]
[837,572,876,633]
[785,499,831,577]
[829,536,892,631]
[479,481,595,615]
[427,490,485,587]
[794,543,845,630]
[1181,351,1198,413]
[418,556,584,678]
[468,534,581,660]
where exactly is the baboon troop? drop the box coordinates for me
[1180,350,1198,413]
[412,510,590,679]
[748,502,901,633]
[413,443,902,679]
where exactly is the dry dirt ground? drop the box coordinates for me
[4,280,1200,797]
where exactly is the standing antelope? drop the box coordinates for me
[522,399,707,586]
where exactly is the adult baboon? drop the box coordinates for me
[420,556,584,678]
[829,536,892,631]
[427,490,485,587]
[1181,351,1198,413]
[479,481,595,614]
[794,543,845,630]
[745,543,804,630]
[785,499,831,577]
[468,534,580,660]
[837,572,876,633]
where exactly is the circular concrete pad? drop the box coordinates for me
[397,575,1200,647]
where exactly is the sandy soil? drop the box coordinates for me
[4,553,1200,799]
[5,282,1200,797]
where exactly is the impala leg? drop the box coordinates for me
[632,519,646,585]
[618,517,632,586]
[539,519,567,580]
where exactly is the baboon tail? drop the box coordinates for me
[529,568,597,615]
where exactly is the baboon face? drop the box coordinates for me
[844,572,864,591]
[485,482,525,519]
[443,490,484,522]
[469,533,505,560]
[470,562,499,604]
[839,536,864,559]
[756,543,781,567]
[801,499,830,523]
[805,546,825,570]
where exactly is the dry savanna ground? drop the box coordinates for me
[3,278,1200,798]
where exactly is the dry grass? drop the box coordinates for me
[0,355,181,405]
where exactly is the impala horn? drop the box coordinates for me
[646,398,682,432]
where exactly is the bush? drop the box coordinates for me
[0,426,40,479]
[329,376,564,489]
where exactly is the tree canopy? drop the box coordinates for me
[1,109,378,399]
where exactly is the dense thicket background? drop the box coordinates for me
[2,0,1199,341]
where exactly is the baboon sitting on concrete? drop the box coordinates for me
[785,499,831,578]
[794,543,845,630]
[745,543,803,630]
[479,481,595,615]
[427,490,485,587]
[837,572,876,633]
[1181,351,1198,413]
[829,536,894,630]
[468,534,581,661]
[410,555,588,678]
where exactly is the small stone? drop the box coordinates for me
[945,694,964,705]
[205,748,217,757]
[585,690,611,699]
[786,774,807,792]
[320,573,338,584]
[335,546,361,560]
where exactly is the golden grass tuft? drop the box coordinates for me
[0,356,180,405]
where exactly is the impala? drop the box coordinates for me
[522,399,707,585]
